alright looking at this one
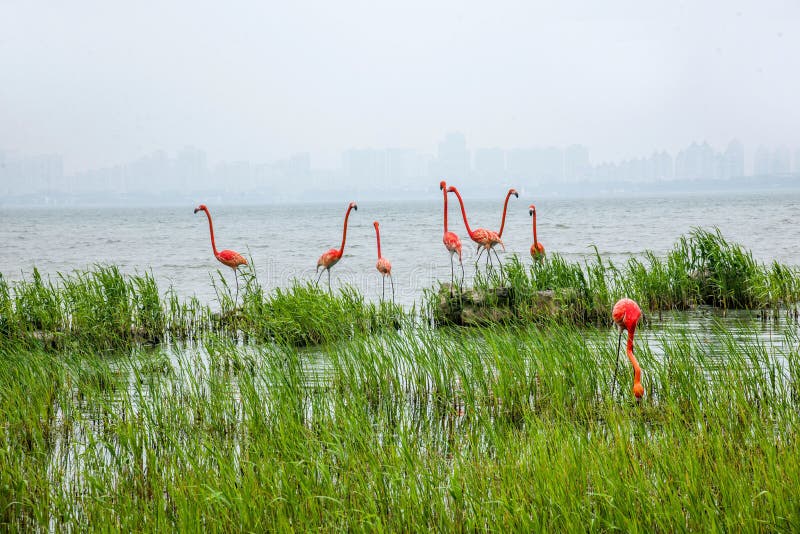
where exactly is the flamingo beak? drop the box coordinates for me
[514,192,519,198]
[193,208,200,214]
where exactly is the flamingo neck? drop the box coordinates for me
[339,205,354,254]
[201,207,219,257]
[533,211,539,246]
[498,191,513,237]
[375,226,382,259]
[442,187,449,233]
[627,327,642,391]
[450,188,474,237]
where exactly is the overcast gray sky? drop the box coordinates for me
[1,0,798,172]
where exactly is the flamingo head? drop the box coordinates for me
[446,186,456,193]
[349,201,358,211]
[529,204,536,217]
[510,188,519,198]
[193,204,207,214]
[373,221,379,230]
[439,180,446,191]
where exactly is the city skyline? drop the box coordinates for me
[2,2,799,177]
[2,133,800,203]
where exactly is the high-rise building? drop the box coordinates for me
[386,148,425,187]
[771,147,792,175]
[473,148,505,178]
[675,141,716,180]
[433,133,469,180]
[174,147,208,190]
[564,145,590,182]
[343,148,386,188]
[753,146,771,176]
[722,140,744,178]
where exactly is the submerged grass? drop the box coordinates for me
[1,321,799,530]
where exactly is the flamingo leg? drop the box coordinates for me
[327,269,332,294]
[475,247,485,268]
[611,329,623,397]
[382,275,386,301]
[390,274,395,304]
[459,258,465,290]
[492,248,504,271]
[315,268,324,286]
[450,253,455,292]
[234,270,240,305]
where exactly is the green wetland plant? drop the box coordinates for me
[432,228,800,327]
[2,323,800,530]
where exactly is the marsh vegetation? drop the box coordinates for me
[1,229,799,530]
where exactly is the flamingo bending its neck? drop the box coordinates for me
[439,181,464,289]
[373,221,394,302]
[446,185,504,269]
[529,204,545,260]
[194,204,248,303]
[611,298,644,399]
[316,201,357,292]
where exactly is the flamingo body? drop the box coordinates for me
[317,249,342,271]
[440,181,464,287]
[447,186,500,251]
[373,220,394,301]
[216,249,248,269]
[194,204,247,302]
[443,231,462,259]
[376,257,392,275]
[315,202,357,291]
[612,298,644,399]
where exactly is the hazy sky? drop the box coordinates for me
[1,0,798,172]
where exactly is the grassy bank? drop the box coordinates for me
[1,322,798,530]
[0,267,404,350]
[433,228,800,326]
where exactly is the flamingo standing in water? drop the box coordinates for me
[529,204,545,260]
[316,201,357,292]
[611,298,645,399]
[439,181,464,289]
[372,221,394,302]
[446,185,504,269]
[194,204,248,303]
[482,187,519,262]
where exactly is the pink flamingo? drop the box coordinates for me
[316,201,357,292]
[483,187,519,260]
[194,204,248,303]
[439,181,464,288]
[529,204,545,260]
[447,185,504,269]
[611,298,644,399]
[373,221,394,302]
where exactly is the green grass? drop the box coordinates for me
[433,228,800,326]
[0,267,405,350]
[2,227,799,529]
[1,321,799,530]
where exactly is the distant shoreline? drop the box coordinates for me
[2,174,799,208]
